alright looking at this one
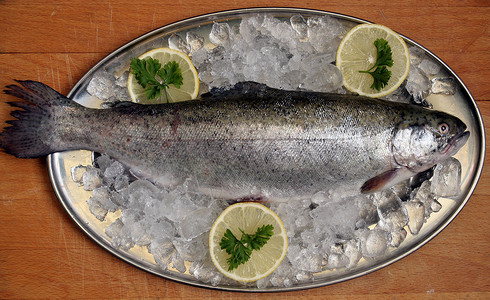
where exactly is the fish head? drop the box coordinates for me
[392,110,470,172]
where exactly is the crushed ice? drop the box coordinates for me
[80,14,464,288]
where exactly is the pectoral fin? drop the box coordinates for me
[361,168,416,194]
[128,166,183,187]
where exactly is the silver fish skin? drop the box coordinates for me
[0,81,469,200]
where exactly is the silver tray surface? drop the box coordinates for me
[47,8,485,292]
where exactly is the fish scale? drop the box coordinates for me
[0,81,469,200]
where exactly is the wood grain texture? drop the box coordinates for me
[0,1,488,299]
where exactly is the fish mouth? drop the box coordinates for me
[442,131,470,156]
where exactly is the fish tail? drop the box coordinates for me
[0,80,73,158]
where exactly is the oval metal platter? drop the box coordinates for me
[47,8,485,292]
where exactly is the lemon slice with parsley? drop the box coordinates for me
[336,24,410,98]
[209,202,288,282]
[128,47,199,104]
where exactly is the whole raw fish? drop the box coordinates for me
[0,81,469,200]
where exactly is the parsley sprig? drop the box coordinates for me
[130,57,183,102]
[359,38,393,91]
[219,224,274,271]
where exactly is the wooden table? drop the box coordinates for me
[1,1,488,299]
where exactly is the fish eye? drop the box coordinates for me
[438,123,449,135]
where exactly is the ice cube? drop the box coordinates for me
[344,239,362,268]
[290,14,308,40]
[411,180,438,218]
[190,48,209,69]
[295,271,312,282]
[103,160,125,179]
[359,229,389,258]
[294,213,312,229]
[173,234,207,261]
[355,195,378,229]
[405,65,431,104]
[109,188,128,207]
[269,259,294,287]
[91,186,118,213]
[86,71,115,100]
[148,217,175,240]
[310,199,360,240]
[327,253,348,269]
[82,166,102,191]
[189,260,223,286]
[230,25,240,38]
[273,203,300,237]
[325,239,360,269]
[402,201,425,235]
[265,16,296,43]
[209,272,224,287]
[120,207,143,227]
[281,277,293,288]
[109,224,136,251]
[431,77,457,95]
[115,71,129,88]
[130,220,152,246]
[372,190,408,232]
[431,157,462,198]
[300,228,322,248]
[113,86,131,103]
[71,165,87,184]
[418,58,441,76]
[287,244,323,272]
[239,15,264,43]
[292,198,313,210]
[125,180,160,216]
[256,277,270,289]
[381,83,410,104]
[113,174,129,192]
[127,179,159,198]
[196,65,214,86]
[329,241,344,255]
[300,60,342,92]
[170,251,187,273]
[149,238,175,269]
[178,207,217,240]
[311,191,329,206]
[431,200,442,212]
[409,46,426,66]
[269,276,285,287]
[168,33,190,55]
[95,154,113,172]
[209,22,231,45]
[391,180,412,202]
[186,32,204,53]
[390,228,407,247]
[162,188,199,222]
[105,217,124,239]
[306,16,343,53]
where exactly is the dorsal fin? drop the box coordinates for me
[201,81,270,101]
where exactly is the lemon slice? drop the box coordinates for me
[336,24,410,98]
[209,202,288,282]
[128,47,199,103]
